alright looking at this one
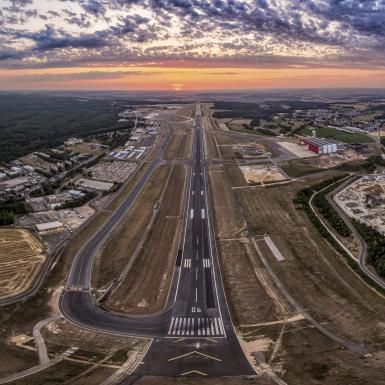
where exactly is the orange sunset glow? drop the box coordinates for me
[1,1,385,90]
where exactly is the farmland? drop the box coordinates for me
[0,229,46,299]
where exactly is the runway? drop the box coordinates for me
[60,104,254,377]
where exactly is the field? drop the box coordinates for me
[92,165,171,288]
[0,229,46,299]
[163,131,192,160]
[105,164,187,314]
[299,126,374,144]
[63,142,105,156]
[204,107,385,383]
[19,153,53,173]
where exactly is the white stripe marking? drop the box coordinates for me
[168,317,175,335]
[190,209,194,219]
[213,317,220,335]
[201,209,206,219]
[210,319,215,335]
[177,318,183,335]
[218,318,225,334]
[186,318,190,336]
[206,318,210,335]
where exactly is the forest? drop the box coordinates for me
[211,100,330,120]
[353,219,385,278]
[0,94,135,163]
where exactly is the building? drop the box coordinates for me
[75,178,113,192]
[300,137,338,154]
[36,221,65,234]
[68,189,86,199]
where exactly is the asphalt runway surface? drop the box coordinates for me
[60,104,255,378]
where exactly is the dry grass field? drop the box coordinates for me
[203,107,385,383]
[163,131,192,160]
[236,172,385,345]
[0,228,46,299]
[92,165,171,288]
[106,164,187,314]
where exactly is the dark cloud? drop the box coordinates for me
[80,0,106,16]
[1,0,385,69]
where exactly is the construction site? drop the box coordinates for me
[335,175,385,233]
[0,228,46,299]
[239,164,287,184]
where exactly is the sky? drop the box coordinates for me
[1,0,385,91]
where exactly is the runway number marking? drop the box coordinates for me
[191,306,201,313]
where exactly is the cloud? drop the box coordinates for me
[10,70,156,81]
[1,0,385,70]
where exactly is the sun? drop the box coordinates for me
[171,83,184,91]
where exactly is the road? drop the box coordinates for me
[60,104,255,378]
[317,176,385,290]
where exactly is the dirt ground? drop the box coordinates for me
[0,228,46,299]
[92,165,171,288]
[279,157,323,177]
[105,164,187,314]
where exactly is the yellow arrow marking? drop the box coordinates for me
[181,370,208,376]
[168,350,221,362]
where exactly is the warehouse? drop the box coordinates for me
[300,137,338,154]
[36,221,65,234]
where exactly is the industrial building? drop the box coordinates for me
[300,137,338,154]
[36,221,65,234]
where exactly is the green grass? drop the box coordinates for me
[299,126,374,144]
[228,126,267,136]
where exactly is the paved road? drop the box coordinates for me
[60,104,255,378]
[322,177,385,290]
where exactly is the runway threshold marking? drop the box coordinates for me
[181,370,207,377]
[203,259,210,268]
[168,350,222,362]
[167,317,224,337]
